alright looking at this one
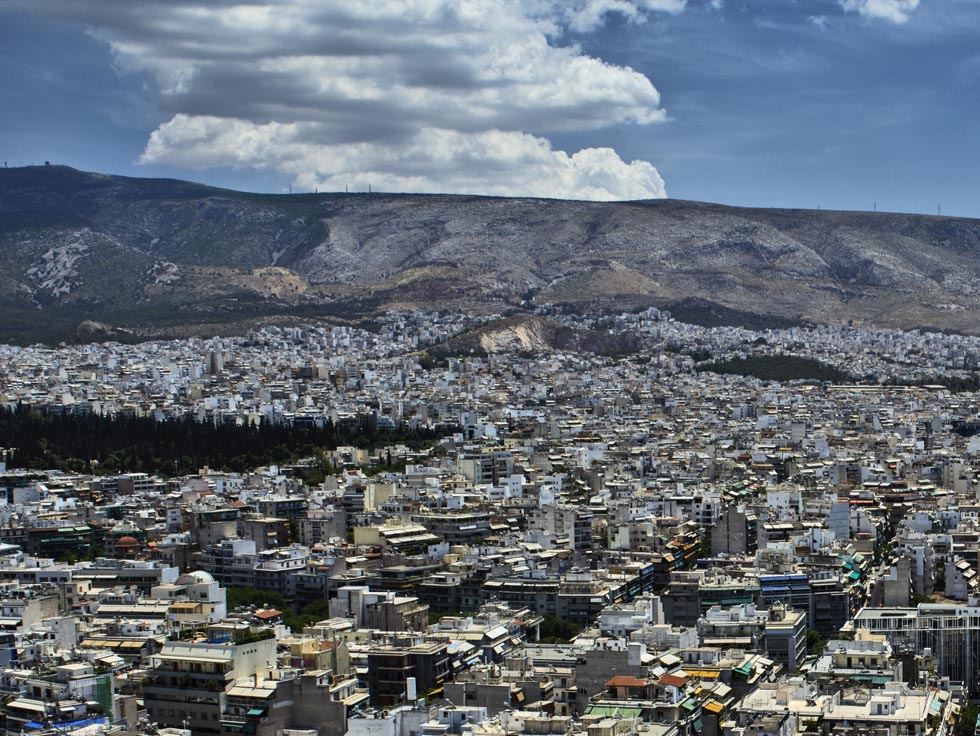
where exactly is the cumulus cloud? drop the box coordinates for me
[839,0,921,24]
[18,0,677,200]
[143,115,666,200]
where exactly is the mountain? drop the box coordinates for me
[3,164,980,344]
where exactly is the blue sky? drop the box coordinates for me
[2,0,979,215]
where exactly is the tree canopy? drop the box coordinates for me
[0,405,451,475]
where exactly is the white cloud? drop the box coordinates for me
[563,0,686,32]
[839,0,921,24]
[142,116,666,201]
[21,0,675,200]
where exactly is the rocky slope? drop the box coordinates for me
[430,315,647,357]
[2,165,980,343]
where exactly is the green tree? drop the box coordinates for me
[955,701,979,736]
[806,628,826,656]
[0,405,455,477]
[539,614,581,643]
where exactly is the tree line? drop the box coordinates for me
[697,355,851,383]
[0,405,452,476]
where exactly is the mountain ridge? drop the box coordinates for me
[2,165,980,344]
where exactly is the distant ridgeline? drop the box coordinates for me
[0,405,454,476]
[5,165,980,343]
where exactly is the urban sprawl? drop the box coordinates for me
[1,308,980,736]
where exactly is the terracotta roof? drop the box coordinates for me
[659,673,688,687]
[606,675,647,688]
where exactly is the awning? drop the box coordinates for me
[852,674,891,685]
[586,706,642,718]
[227,684,277,697]
[156,654,232,664]
[684,670,720,679]
[8,700,46,713]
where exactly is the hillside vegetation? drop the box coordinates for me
[698,355,851,383]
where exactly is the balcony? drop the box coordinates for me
[153,668,234,682]
[144,683,225,702]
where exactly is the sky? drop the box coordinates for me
[2,0,979,215]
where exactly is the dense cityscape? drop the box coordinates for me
[6,1,980,735]
[0,308,977,736]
